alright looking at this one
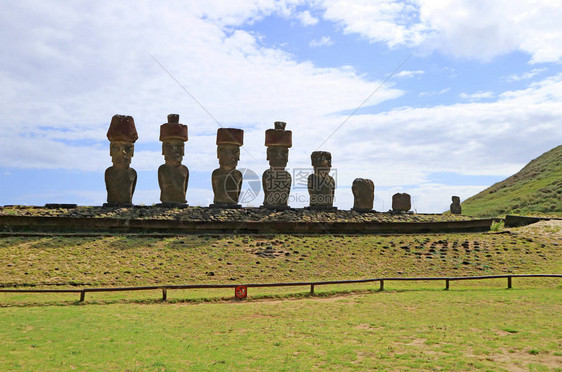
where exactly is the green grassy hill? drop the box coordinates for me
[462,145,562,217]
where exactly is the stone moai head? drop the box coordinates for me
[352,178,374,211]
[216,128,244,171]
[392,192,411,212]
[265,121,292,168]
[450,195,462,214]
[311,151,332,170]
[107,115,138,168]
[160,114,188,166]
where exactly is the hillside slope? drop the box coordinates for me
[461,145,562,217]
[1,229,560,288]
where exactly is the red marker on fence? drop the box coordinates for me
[235,285,247,299]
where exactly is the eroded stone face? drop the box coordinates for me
[262,146,291,209]
[213,144,242,204]
[212,129,244,207]
[110,142,134,168]
[159,140,188,203]
[450,196,462,215]
[311,151,332,169]
[392,193,411,212]
[262,122,292,209]
[163,140,184,166]
[308,151,335,209]
[352,178,374,211]
[158,114,189,205]
[217,144,240,172]
[106,141,136,205]
[266,146,289,169]
[105,114,138,206]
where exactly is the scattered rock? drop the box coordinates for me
[0,206,476,224]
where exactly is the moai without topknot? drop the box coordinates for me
[104,115,138,207]
[158,114,189,206]
[308,151,336,210]
[211,128,244,208]
[352,178,374,212]
[450,196,462,215]
[392,192,411,213]
[262,121,292,210]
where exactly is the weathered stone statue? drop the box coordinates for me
[352,178,374,212]
[262,121,292,210]
[158,114,189,206]
[104,115,138,207]
[392,193,411,213]
[210,128,244,208]
[450,196,462,215]
[308,151,336,210]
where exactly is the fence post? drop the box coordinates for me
[379,280,384,291]
[310,284,315,295]
[445,279,450,290]
[162,288,168,301]
[507,276,512,289]
[79,290,86,302]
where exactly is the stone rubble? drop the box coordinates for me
[0,205,475,223]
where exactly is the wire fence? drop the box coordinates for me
[1,274,560,303]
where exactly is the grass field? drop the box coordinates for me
[1,288,561,370]
[1,221,561,370]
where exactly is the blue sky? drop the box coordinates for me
[1,1,561,212]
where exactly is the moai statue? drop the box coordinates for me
[262,121,292,210]
[352,178,374,212]
[392,193,411,213]
[104,115,138,207]
[450,196,462,215]
[210,128,244,208]
[308,151,336,210]
[158,114,189,206]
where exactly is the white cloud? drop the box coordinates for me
[326,74,562,194]
[505,68,547,82]
[418,88,449,97]
[320,0,427,48]
[169,1,303,27]
[459,91,495,101]
[296,10,318,26]
[309,36,333,47]
[317,0,562,63]
[0,0,402,175]
[395,70,424,78]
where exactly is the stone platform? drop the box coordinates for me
[0,206,492,234]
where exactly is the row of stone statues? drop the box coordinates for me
[104,114,461,214]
